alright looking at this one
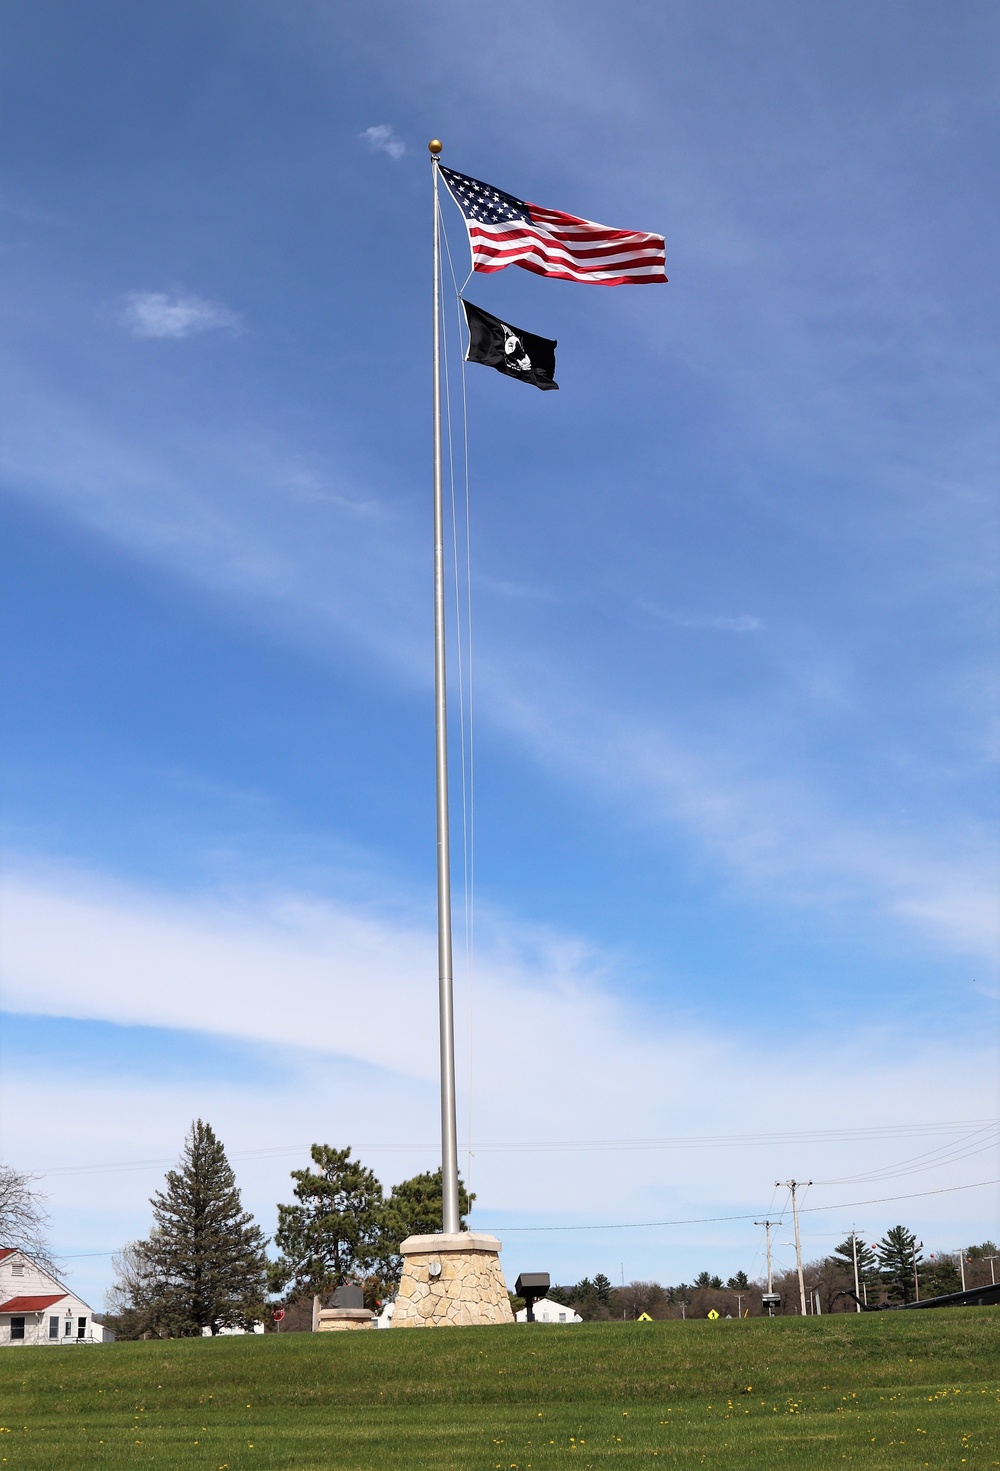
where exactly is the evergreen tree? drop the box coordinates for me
[727,1270,750,1290]
[831,1233,878,1294]
[592,1272,613,1304]
[923,1252,962,1297]
[143,1120,268,1336]
[387,1168,474,1241]
[271,1145,394,1299]
[875,1224,924,1305]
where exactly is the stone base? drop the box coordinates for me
[315,1307,375,1331]
[391,1232,514,1328]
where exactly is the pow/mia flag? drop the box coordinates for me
[462,299,558,391]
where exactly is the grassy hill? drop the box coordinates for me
[1,1309,997,1469]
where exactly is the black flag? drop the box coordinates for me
[462,299,558,391]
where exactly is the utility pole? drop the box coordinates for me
[850,1227,862,1312]
[755,1219,778,1293]
[985,1254,998,1286]
[779,1180,811,1315]
[958,1248,966,1292]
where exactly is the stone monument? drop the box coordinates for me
[391,1231,514,1327]
[312,1283,376,1332]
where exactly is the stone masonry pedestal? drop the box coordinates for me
[391,1232,514,1327]
[315,1307,374,1331]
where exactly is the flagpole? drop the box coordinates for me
[430,138,461,1236]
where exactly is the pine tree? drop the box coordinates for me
[875,1224,924,1305]
[271,1145,394,1299]
[727,1270,750,1290]
[387,1168,474,1242]
[923,1252,962,1297]
[831,1233,878,1295]
[592,1273,613,1304]
[144,1120,268,1336]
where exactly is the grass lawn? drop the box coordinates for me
[0,1309,997,1470]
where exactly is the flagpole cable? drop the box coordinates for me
[430,141,461,1237]
[439,197,477,1200]
[438,196,472,1035]
[459,295,476,1203]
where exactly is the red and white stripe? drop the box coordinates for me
[467,204,666,286]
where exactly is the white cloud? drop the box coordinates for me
[119,291,241,340]
[2,860,997,1306]
[359,124,406,161]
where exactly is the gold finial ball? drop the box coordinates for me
[428,139,443,155]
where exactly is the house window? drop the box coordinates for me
[12,1262,24,1277]
[558,1312,566,1321]
[64,1319,73,1336]
[10,1317,25,1340]
[77,1317,87,1339]
[49,1316,60,1340]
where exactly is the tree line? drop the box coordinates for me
[3,1129,994,1337]
[104,1122,472,1337]
[549,1229,998,1320]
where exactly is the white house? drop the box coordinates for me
[0,1248,112,1346]
[515,1298,583,1324]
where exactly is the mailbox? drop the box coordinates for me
[761,1292,781,1317]
[515,1272,550,1323]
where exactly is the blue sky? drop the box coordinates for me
[1,0,998,1309]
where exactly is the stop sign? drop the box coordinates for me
[272,1307,286,1322]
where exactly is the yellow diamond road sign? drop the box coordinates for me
[707,1309,720,1320]
[637,1312,652,1322]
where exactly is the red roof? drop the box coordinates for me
[0,1294,66,1313]
[0,1249,15,1262]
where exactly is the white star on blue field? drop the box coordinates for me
[1,0,997,1308]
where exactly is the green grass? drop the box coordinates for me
[1,1309,998,1469]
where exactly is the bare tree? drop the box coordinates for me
[104,1240,170,1340]
[612,1280,668,1320]
[0,1164,59,1274]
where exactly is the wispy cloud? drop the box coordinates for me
[639,602,763,633]
[359,123,406,161]
[1,390,994,968]
[119,291,241,340]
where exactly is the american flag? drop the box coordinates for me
[439,166,666,287]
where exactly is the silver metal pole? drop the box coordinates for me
[430,139,461,1236]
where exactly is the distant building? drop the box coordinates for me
[0,1248,112,1346]
[201,1323,265,1336]
[515,1298,583,1324]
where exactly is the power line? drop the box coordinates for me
[53,1177,998,1261]
[813,1122,1000,1187]
[28,1118,997,1178]
[476,1175,1000,1233]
